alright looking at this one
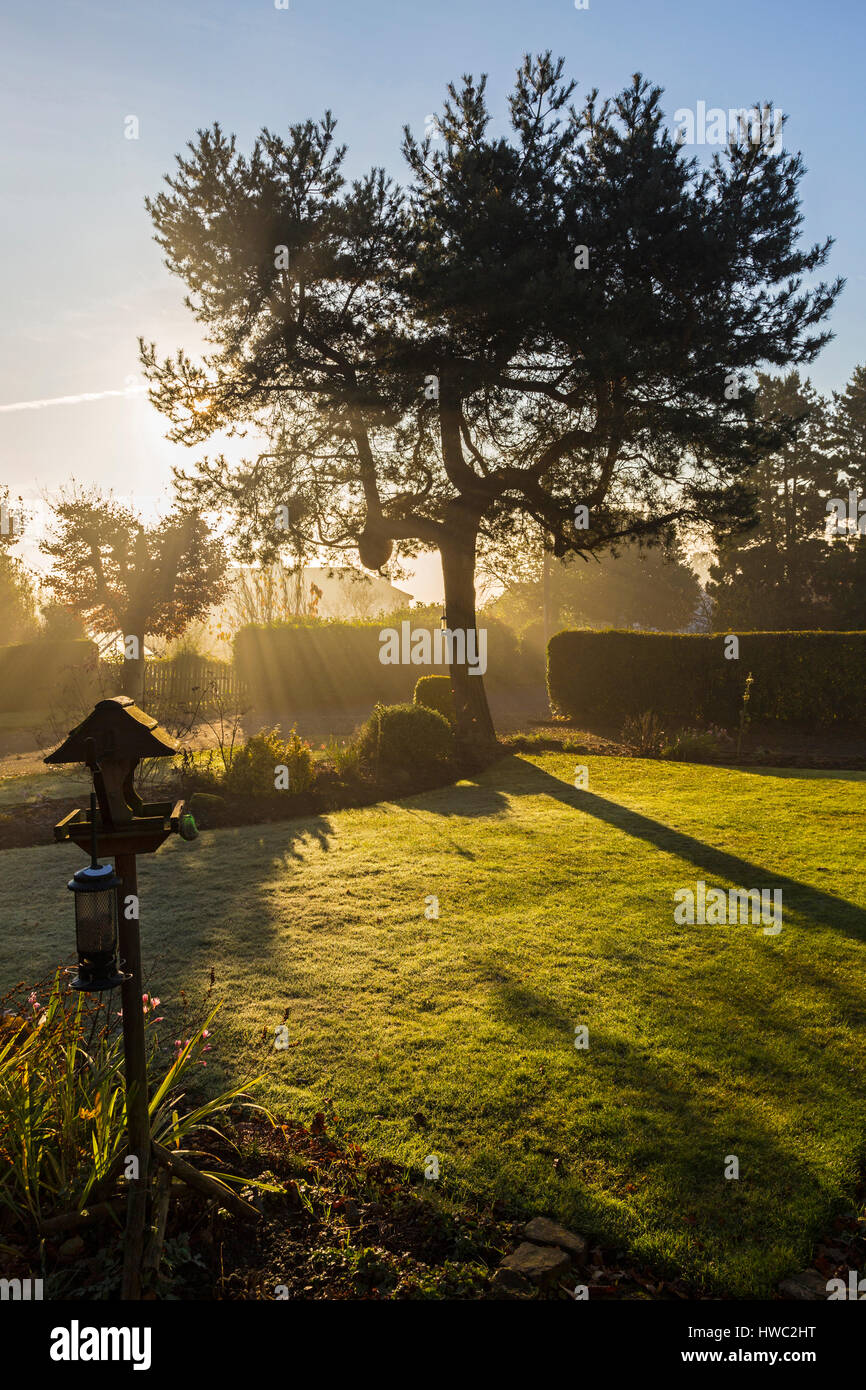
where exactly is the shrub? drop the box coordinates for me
[323,735,363,777]
[356,702,455,774]
[548,629,866,729]
[223,727,314,797]
[662,725,735,761]
[414,674,456,723]
[621,710,667,756]
[178,747,224,794]
[0,638,98,713]
[186,791,229,827]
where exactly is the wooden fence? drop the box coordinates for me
[143,659,248,711]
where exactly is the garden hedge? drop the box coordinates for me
[234,617,524,711]
[0,639,98,713]
[547,629,866,729]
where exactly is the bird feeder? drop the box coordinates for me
[46,695,194,855]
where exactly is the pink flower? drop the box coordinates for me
[202,1029,211,1038]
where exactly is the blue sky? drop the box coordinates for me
[1,0,863,597]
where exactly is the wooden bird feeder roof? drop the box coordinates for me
[44,696,177,766]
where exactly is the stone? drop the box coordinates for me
[523,1216,588,1260]
[491,1266,530,1293]
[777,1270,828,1301]
[498,1241,571,1287]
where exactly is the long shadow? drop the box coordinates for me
[398,779,513,820]
[134,813,337,989]
[455,956,855,1290]
[477,756,866,945]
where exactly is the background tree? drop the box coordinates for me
[486,528,703,644]
[41,488,229,701]
[141,54,839,753]
[819,363,866,628]
[832,363,866,494]
[39,599,89,641]
[706,372,837,628]
[0,486,39,646]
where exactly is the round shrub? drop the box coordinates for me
[414,674,455,724]
[357,702,454,773]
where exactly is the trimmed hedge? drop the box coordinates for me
[0,639,98,713]
[234,617,524,711]
[547,629,866,729]
[414,674,456,723]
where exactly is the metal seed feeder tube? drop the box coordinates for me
[68,791,125,992]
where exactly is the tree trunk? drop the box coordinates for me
[542,539,552,649]
[121,620,146,704]
[440,531,497,761]
[121,655,145,705]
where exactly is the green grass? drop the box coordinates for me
[1,753,864,1296]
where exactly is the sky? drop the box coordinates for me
[1,0,864,600]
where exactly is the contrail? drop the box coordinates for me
[0,384,148,413]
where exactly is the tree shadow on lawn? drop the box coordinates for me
[402,778,513,821]
[479,755,866,947]
[136,813,337,995]
[435,953,852,1292]
[460,779,866,1288]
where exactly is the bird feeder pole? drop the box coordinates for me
[46,696,197,1299]
[115,849,149,1297]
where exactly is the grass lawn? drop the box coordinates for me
[1,753,864,1296]
[0,767,91,807]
